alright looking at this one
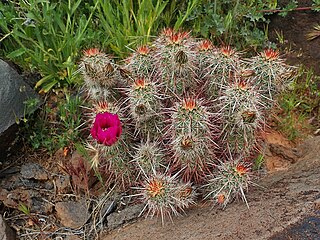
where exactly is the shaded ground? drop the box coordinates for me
[268,1,320,75]
[102,135,320,240]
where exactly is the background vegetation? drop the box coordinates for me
[0,0,319,152]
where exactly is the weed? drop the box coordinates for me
[306,24,320,41]
[0,0,99,92]
[275,66,319,141]
[94,0,168,58]
[21,91,85,152]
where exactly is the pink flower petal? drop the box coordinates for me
[90,112,122,146]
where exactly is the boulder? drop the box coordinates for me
[0,59,39,154]
[55,200,89,229]
[20,163,48,181]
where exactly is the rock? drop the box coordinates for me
[55,175,71,193]
[68,151,95,190]
[0,214,16,240]
[107,204,145,229]
[31,197,53,214]
[314,198,320,210]
[295,136,320,167]
[0,188,35,209]
[55,200,89,228]
[0,59,39,153]
[65,235,82,240]
[20,163,48,180]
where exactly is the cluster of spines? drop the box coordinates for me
[247,48,295,103]
[80,48,122,100]
[204,157,253,209]
[168,96,215,183]
[132,140,164,177]
[133,170,196,224]
[126,77,164,139]
[218,78,265,155]
[86,100,133,190]
[205,45,242,98]
[125,45,155,78]
[153,29,198,95]
[196,39,217,81]
[78,28,297,223]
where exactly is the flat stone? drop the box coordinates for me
[0,214,16,240]
[55,200,89,229]
[107,204,145,229]
[20,163,48,180]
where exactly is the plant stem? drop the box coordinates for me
[260,6,314,13]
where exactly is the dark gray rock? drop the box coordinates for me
[0,59,39,153]
[107,204,145,229]
[20,163,48,180]
[55,200,89,229]
[0,214,16,240]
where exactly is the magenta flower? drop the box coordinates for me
[91,112,122,146]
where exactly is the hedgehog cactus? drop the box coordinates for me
[248,48,295,102]
[132,140,164,177]
[87,105,133,190]
[126,77,164,138]
[218,79,265,155]
[153,29,198,95]
[133,170,195,224]
[80,48,122,100]
[171,97,212,135]
[205,158,253,209]
[78,29,298,220]
[169,97,215,182]
[205,45,242,98]
[125,45,155,78]
[196,39,217,80]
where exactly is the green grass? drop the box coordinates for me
[22,90,86,153]
[0,0,100,92]
[275,66,319,141]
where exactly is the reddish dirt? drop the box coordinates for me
[261,130,295,172]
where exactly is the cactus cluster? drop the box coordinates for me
[133,169,196,224]
[78,29,296,223]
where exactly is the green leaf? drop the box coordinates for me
[6,48,26,58]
